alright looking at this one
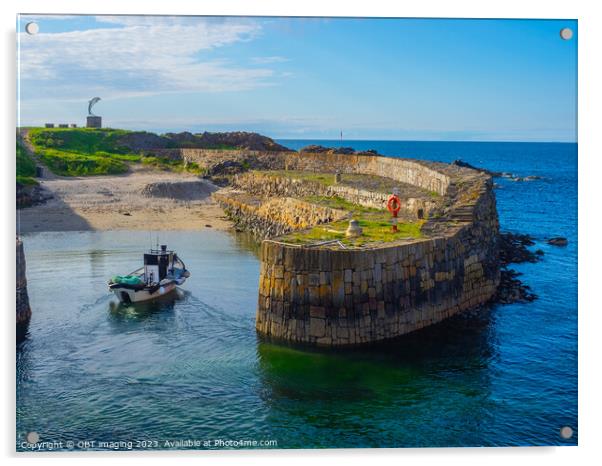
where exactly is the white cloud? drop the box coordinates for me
[18,16,277,99]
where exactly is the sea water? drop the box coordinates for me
[16,140,577,449]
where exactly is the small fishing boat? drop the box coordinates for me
[108,244,190,304]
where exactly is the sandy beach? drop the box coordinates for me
[17,165,233,234]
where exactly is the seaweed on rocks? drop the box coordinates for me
[494,269,537,304]
[499,232,540,264]
[493,232,542,305]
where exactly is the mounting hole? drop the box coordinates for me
[560,28,573,40]
[25,22,39,35]
[560,426,573,439]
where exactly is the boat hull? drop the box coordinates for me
[111,281,177,304]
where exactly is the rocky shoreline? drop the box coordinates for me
[16,182,53,208]
[494,232,542,305]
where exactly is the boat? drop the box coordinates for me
[108,244,190,304]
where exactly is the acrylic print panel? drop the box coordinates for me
[16,15,577,451]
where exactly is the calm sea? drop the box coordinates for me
[17,140,577,449]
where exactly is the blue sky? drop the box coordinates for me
[17,16,577,141]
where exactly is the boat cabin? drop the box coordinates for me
[144,245,176,285]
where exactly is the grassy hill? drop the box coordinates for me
[23,126,291,177]
[26,127,203,177]
[16,140,38,185]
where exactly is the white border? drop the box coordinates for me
[3,1,601,465]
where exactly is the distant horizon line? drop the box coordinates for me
[275,137,577,144]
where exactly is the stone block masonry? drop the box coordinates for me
[86,116,102,128]
[214,193,348,239]
[231,171,439,218]
[16,238,31,340]
[253,155,500,346]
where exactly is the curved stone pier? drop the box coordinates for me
[254,155,500,346]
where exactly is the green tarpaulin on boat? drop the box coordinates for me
[111,275,143,285]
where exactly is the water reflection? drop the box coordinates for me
[88,249,110,278]
[230,230,261,258]
[255,307,498,447]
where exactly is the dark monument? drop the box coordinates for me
[86,97,102,128]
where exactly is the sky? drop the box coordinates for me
[17,15,577,142]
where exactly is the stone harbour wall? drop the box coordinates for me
[283,152,452,196]
[255,159,500,346]
[149,148,451,196]
[16,238,31,338]
[214,193,348,239]
[232,171,438,217]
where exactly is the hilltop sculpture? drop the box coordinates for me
[88,97,101,116]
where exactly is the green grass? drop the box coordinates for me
[303,195,381,213]
[27,128,134,176]
[28,127,133,155]
[26,127,205,177]
[283,193,422,246]
[262,170,339,186]
[36,148,130,176]
[16,140,38,185]
[141,157,206,175]
[282,211,424,247]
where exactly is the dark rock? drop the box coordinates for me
[182,131,290,151]
[117,131,171,151]
[118,130,291,152]
[452,159,503,177]
[16,182,53,209]
[299,144,330,153]
[499,232,540,265]
[493,268,538,304]
[492,231,545,305]
[508,175,545,182]
[506,175,544,182]
[299,145,381,156]
[164,131,198,147]
[547,237,568,246]
[206,159,246,176]
[140,180,217,200]
[334,147,356,155]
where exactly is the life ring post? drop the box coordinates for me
[387,190,402,233]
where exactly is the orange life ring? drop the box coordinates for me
[387,194,402,215]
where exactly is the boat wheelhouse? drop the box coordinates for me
[108,244,190,304]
